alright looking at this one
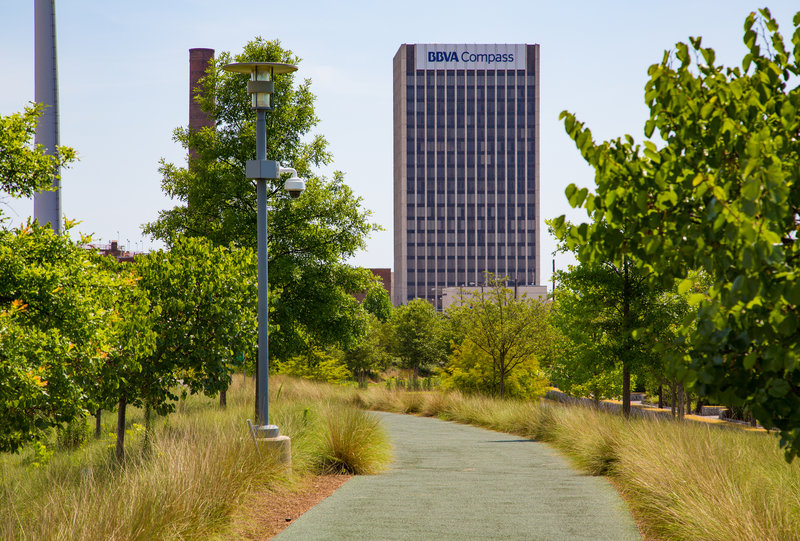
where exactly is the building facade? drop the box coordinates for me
[393,44,540,306]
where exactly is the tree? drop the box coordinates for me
[132,237,257,436]
[443,338,547,399]
[143,37,378,361]
[0,223,112,452]
[446,275,550,399]
[343,313,392,387]
[549,258,675,413]
[278,346,352,383]
[0,103,75,200]
[555,9,800,457]
[548,288,624,404]
[362,284,393,323]
[88,258,158,461]
[389,299,446,381]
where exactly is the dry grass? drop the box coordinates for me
[0,375,391,541]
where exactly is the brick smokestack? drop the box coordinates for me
[189,48,215,158]
[188,48,214,209]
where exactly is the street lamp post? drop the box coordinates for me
[222,61,305,441]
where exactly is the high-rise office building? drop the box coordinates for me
[393,43,540,306]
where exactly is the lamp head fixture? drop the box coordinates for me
[222,62,298,110]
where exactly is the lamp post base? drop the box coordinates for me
[255,424,280,439]
[247,420,292,468]
[259,435,292,468]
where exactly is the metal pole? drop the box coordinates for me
[34,0,61,234]
[255,109,270,428]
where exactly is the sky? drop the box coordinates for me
[2,1,799,289]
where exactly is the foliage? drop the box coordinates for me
[548,252,674,411]
[441,339,547,399]
[278,347,352,383]
[547,300,626,402]
[0,103,75,200]
[342,313,392,387]
[143,37,379,361]
[446,275,550,398]
[389,299,447,378]
[361,284,393,322]
[134,236,257,415]
[271,263,372,359]
[553,9,800,457]
[89,258,158,403]
[0,223,115,452]
[56,415,90,451]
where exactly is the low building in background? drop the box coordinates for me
[440,284,547,311]
[85,240,141,263]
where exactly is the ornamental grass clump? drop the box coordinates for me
[313,405,392,475]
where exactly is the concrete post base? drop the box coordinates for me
[258,435,292,469]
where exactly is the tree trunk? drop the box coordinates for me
[658,385,663,409]
[95,409,102,439]
[219,389,227,408]
[694,397,704,415]
[677,384,685,421]
[116,395,127,462]
[622,362,631,417]
[144,400,152,450]
[499,357,506,399]
[670,385,676,417]
[621,260,632,418]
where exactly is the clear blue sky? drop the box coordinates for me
[1,2,798,287]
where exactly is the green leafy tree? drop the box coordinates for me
[361,284,393,323]
[88,259,158,461]
[445,275,550,399]
[389,299,446,381]
[554,10,800,456]
[0,223,112,452]
[143,37,378,361]
[0,103,75,200]
[549,258,676,412]
[343,313,392,387]
[278,346,352,383]
[133,237,257,430]
[548,291,623,404]
[442,339,547,399]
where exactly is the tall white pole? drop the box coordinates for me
[34,0,62,233]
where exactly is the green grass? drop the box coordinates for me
[349,386,800,541]
[0,375,391,541]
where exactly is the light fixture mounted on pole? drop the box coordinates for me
[222,61,305,446]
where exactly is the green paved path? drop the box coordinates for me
[275,412,641,540]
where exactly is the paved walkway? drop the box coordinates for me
[275,412,641,540]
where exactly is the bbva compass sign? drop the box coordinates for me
[416,44,526,70]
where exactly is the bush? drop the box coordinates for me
[278,347,352,383]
